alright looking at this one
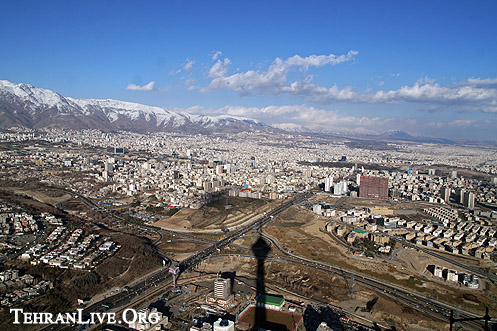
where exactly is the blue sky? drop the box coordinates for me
[1,0,497,140]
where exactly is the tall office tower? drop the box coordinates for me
[458,188,466,204]
[214,278,231,300]
[359,176,389,199]
[333,180,348,195]
[324,176,333,192]
[451,171,458,179]
[463,192,475,210]
[356,173,361,186]
[440,187,450,203]
[104,161,113,172]
[250,156,256,168]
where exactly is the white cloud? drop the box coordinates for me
[126,81,156,91]
[202,51,358,94]
[283,51,358,69]
[172,103,495,138]
[171,58,196,75]
[185,78,197,91]
[125,81,169,92]
[200,51,497,112]
[461,77,497,89]
[184,58,195,72]
[208,58,231,78]
[212,51,222,60]
[370,80,497,104]
[265,79,497,109]
[187,104,394,134]
[447,119,476,126]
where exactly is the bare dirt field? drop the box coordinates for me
[263,206,497,316]
[11,188,71,206]
[308,194,339,205]
[60,198,89,211]
[238,306,302,330]
[198,255,448,330]
[154,197,281,231]
[158,240,209,254]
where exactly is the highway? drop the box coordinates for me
[44,189,495,330]
[41,191,311,330]
[259,231,495,331]
[176,192,312,274]
[393,236,497,283]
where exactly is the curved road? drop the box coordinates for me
[259,231,494,330]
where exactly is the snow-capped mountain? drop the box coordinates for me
[0,80,268,133]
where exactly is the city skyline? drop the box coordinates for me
[1,1,497,140]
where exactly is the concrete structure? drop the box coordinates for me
[440,187,450,203]
[334,180,348,195]
[434,266,443,278]
[359,176,388,199]
[336,225,347,237]
[447,269,458,282]
[214,278,231,300]
[213,319,235,331]
[324,176,333,192]
[463,191,475,210]
[256,294,285,311]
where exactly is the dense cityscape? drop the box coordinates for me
[0,125,496,330]
[2,1,497,330]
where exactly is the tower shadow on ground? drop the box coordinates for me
[251,235,286,330]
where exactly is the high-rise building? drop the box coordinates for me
[458,188,466,204]
[250,156,256,168]
[451,171,458,179]
[333,181,348,195]
[440,187,450,203]
[214,278,231,300]
[463,192,475,210]
[324,176,333,192]
[359,176,388,200]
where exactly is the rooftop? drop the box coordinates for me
[257,294,285,306]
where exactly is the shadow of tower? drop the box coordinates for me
[252,236,270,325]
[251,235,286,330]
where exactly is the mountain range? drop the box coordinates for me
[1,80,477,145]
[0,80,269,134]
